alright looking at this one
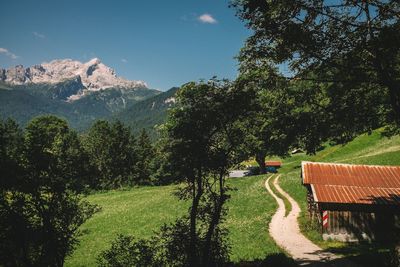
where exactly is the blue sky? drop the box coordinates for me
[0,0,251,91]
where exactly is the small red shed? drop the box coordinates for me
[265,161,282,168]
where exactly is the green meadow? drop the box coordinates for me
[66,129,400,266]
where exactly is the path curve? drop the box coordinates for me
[265,175,357,266]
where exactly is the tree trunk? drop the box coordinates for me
[255,152,266,174]
[188,171,202,267]
[203,171,226,266]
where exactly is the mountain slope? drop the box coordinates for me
[0,81,160,130]
[71,87,160,114]
[115,87,179,135]
[13,76,85,100]
[0,85,78,127]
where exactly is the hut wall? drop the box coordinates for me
[322,210,397,242]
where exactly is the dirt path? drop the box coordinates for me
[265,175,358,266]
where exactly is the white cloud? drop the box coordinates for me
[33,31,45,38]
[121,58,128,63]
[0,47,18,59]
[198,13,218,24]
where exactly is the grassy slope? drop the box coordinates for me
[66,175,282,266]
[66,129,399,266]
[277,129,400,266]
[66,185,186,266]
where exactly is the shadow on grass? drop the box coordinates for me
[227,245,393,267]
[228,253,359,267]
[323,242,393,267]
[227,253,297,267]
[297,257,361,267]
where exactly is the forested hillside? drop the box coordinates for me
[0,81,160,130]
[115,87,178,136]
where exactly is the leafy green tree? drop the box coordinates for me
[0,119,24,189]
[108,121,137,186]
[0,119,26,266]
[231,0,400,128]
[24,115,92,191]
[162,79,252,266]
[148,138,177,185]
[83,120,137,188]
[235,67,291,172]
[0,116,97,267]
[235,64,331,168]
[82,120,112,187]
[134,129,154,185]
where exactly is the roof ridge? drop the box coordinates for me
[301,161,400,169]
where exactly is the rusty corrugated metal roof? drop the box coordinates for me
[265,161,282,167]
[312,184,400,205]
[302,161,400,205]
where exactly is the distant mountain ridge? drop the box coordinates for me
[0,58,148,100]
[0,58,179,134]
[0,81,160,130]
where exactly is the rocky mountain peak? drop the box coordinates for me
[0,58,148,100]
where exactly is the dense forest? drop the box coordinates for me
[1,0,400,266]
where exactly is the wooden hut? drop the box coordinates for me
[301,161,400,242]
